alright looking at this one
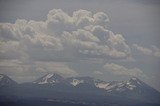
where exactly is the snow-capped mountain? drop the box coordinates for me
[32,73,158,94]
[95,80,117,91]
[65,76,133,92]
[0,73,160,105]
[99,77,145,93]
[0,73,159,98]
[66,76,95,86]
[67,77,84,86]
[0,74,17,87]
[66,76,113,90]
[33,73,64,84]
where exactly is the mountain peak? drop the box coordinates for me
[0,74,17,86]
[0,74,5,80]
[67,76,96,86]
[130,77,139,81]
[128,77,143,85]
[33,73,64,84]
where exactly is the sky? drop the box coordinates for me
[0,0,160,91]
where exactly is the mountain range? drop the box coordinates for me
[0,73,160,106]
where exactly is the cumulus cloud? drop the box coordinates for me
[151,45,160,57]
[132,44,160,58]
[0,59,78,82]
[103,63,145,77]
[132,44,152,55]
[0,41,22,59]
[35,62,78,77]
[3,9,155,80]
[0,9,131,62]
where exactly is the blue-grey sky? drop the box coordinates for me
[0,0,160,91]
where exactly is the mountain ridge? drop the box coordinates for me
[0,74,17,87]
[0,73,160,106]
[0,73,159,92]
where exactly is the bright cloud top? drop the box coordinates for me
[0,9,131,62]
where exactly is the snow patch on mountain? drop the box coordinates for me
[33,73,64,84]
[38,74,54,84]
[31,73,148,94]
[95,82,110,89]
[105,83,118,90]
[102,77,142,92]
[70,79,84,86]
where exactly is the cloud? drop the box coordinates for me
[132,44,152,55]
[35,62,79,77]
[132,44,160,58]
[0,60,78,82]
[0,23,19,41]
[103,63,145,77]
[151,45,160,57]
[3,9,156,80]
[0,41,22,59]
[0,9,131,62]
[93,71,103,75]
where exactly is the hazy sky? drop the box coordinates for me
[0,0,160,91]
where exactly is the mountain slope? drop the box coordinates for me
[101,77,160,103]
[0,73,160,105]
[33,73,64,84]
[0,74,17,87]
[32,73,160,98]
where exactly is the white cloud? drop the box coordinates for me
[0,41,22,59]
[93,12,109,27]
[0,9,131,61]
[103,63,145,77]
[0,8,159,83]
[132,44,160,58]
[90,25,109,43]
[132,44,152,55]
[151,45,160,57]
[35,62,79,77]
[0,23,19,41]
[0,60,78,82]
[0,9,146,80]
